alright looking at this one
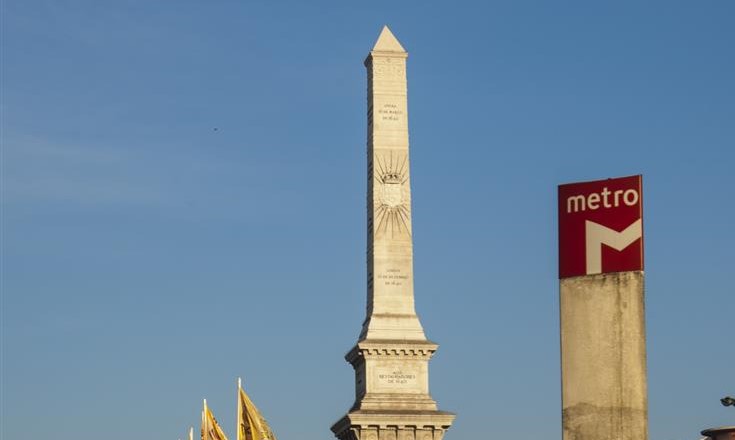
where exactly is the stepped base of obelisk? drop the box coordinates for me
[332,339,455,440]
[347,340,438,411]
[331,410,455,440]
[359,314,428,341]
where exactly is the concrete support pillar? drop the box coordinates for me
[560,271,648,440]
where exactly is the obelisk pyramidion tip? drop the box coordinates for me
[371,25,406,53]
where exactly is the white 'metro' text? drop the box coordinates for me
[566,187,639,213]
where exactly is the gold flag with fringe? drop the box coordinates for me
[237,379,277,440]
[202,399,229,440]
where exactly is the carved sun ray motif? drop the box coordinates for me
[374,151,411,238]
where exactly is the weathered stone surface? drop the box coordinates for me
[560,271,648,440]
[361,24,423,343]
[332,26,454,440]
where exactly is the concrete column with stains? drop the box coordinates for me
[560,272,648,440]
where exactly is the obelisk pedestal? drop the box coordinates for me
[331,26,454,440]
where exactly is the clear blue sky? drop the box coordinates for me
[2,1,733,439]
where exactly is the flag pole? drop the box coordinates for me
[201,399,207,440]
[236,378,242,440]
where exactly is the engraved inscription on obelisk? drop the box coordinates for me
[332,26,454,440]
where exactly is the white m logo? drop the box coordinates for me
[585,219,642,275]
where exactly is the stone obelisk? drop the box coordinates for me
[331,26,455,440]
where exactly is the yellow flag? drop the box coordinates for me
[237,379,277,440]
[202,399,229,440]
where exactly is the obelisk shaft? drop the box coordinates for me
[360,25,426,342]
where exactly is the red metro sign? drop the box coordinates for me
[558,175,644,279]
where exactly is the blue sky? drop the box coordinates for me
[2,1,733,439]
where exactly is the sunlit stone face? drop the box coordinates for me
[332,26,454,440]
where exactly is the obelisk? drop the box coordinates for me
[331,26,455,440]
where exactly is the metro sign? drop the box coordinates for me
[558,175,644,278]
